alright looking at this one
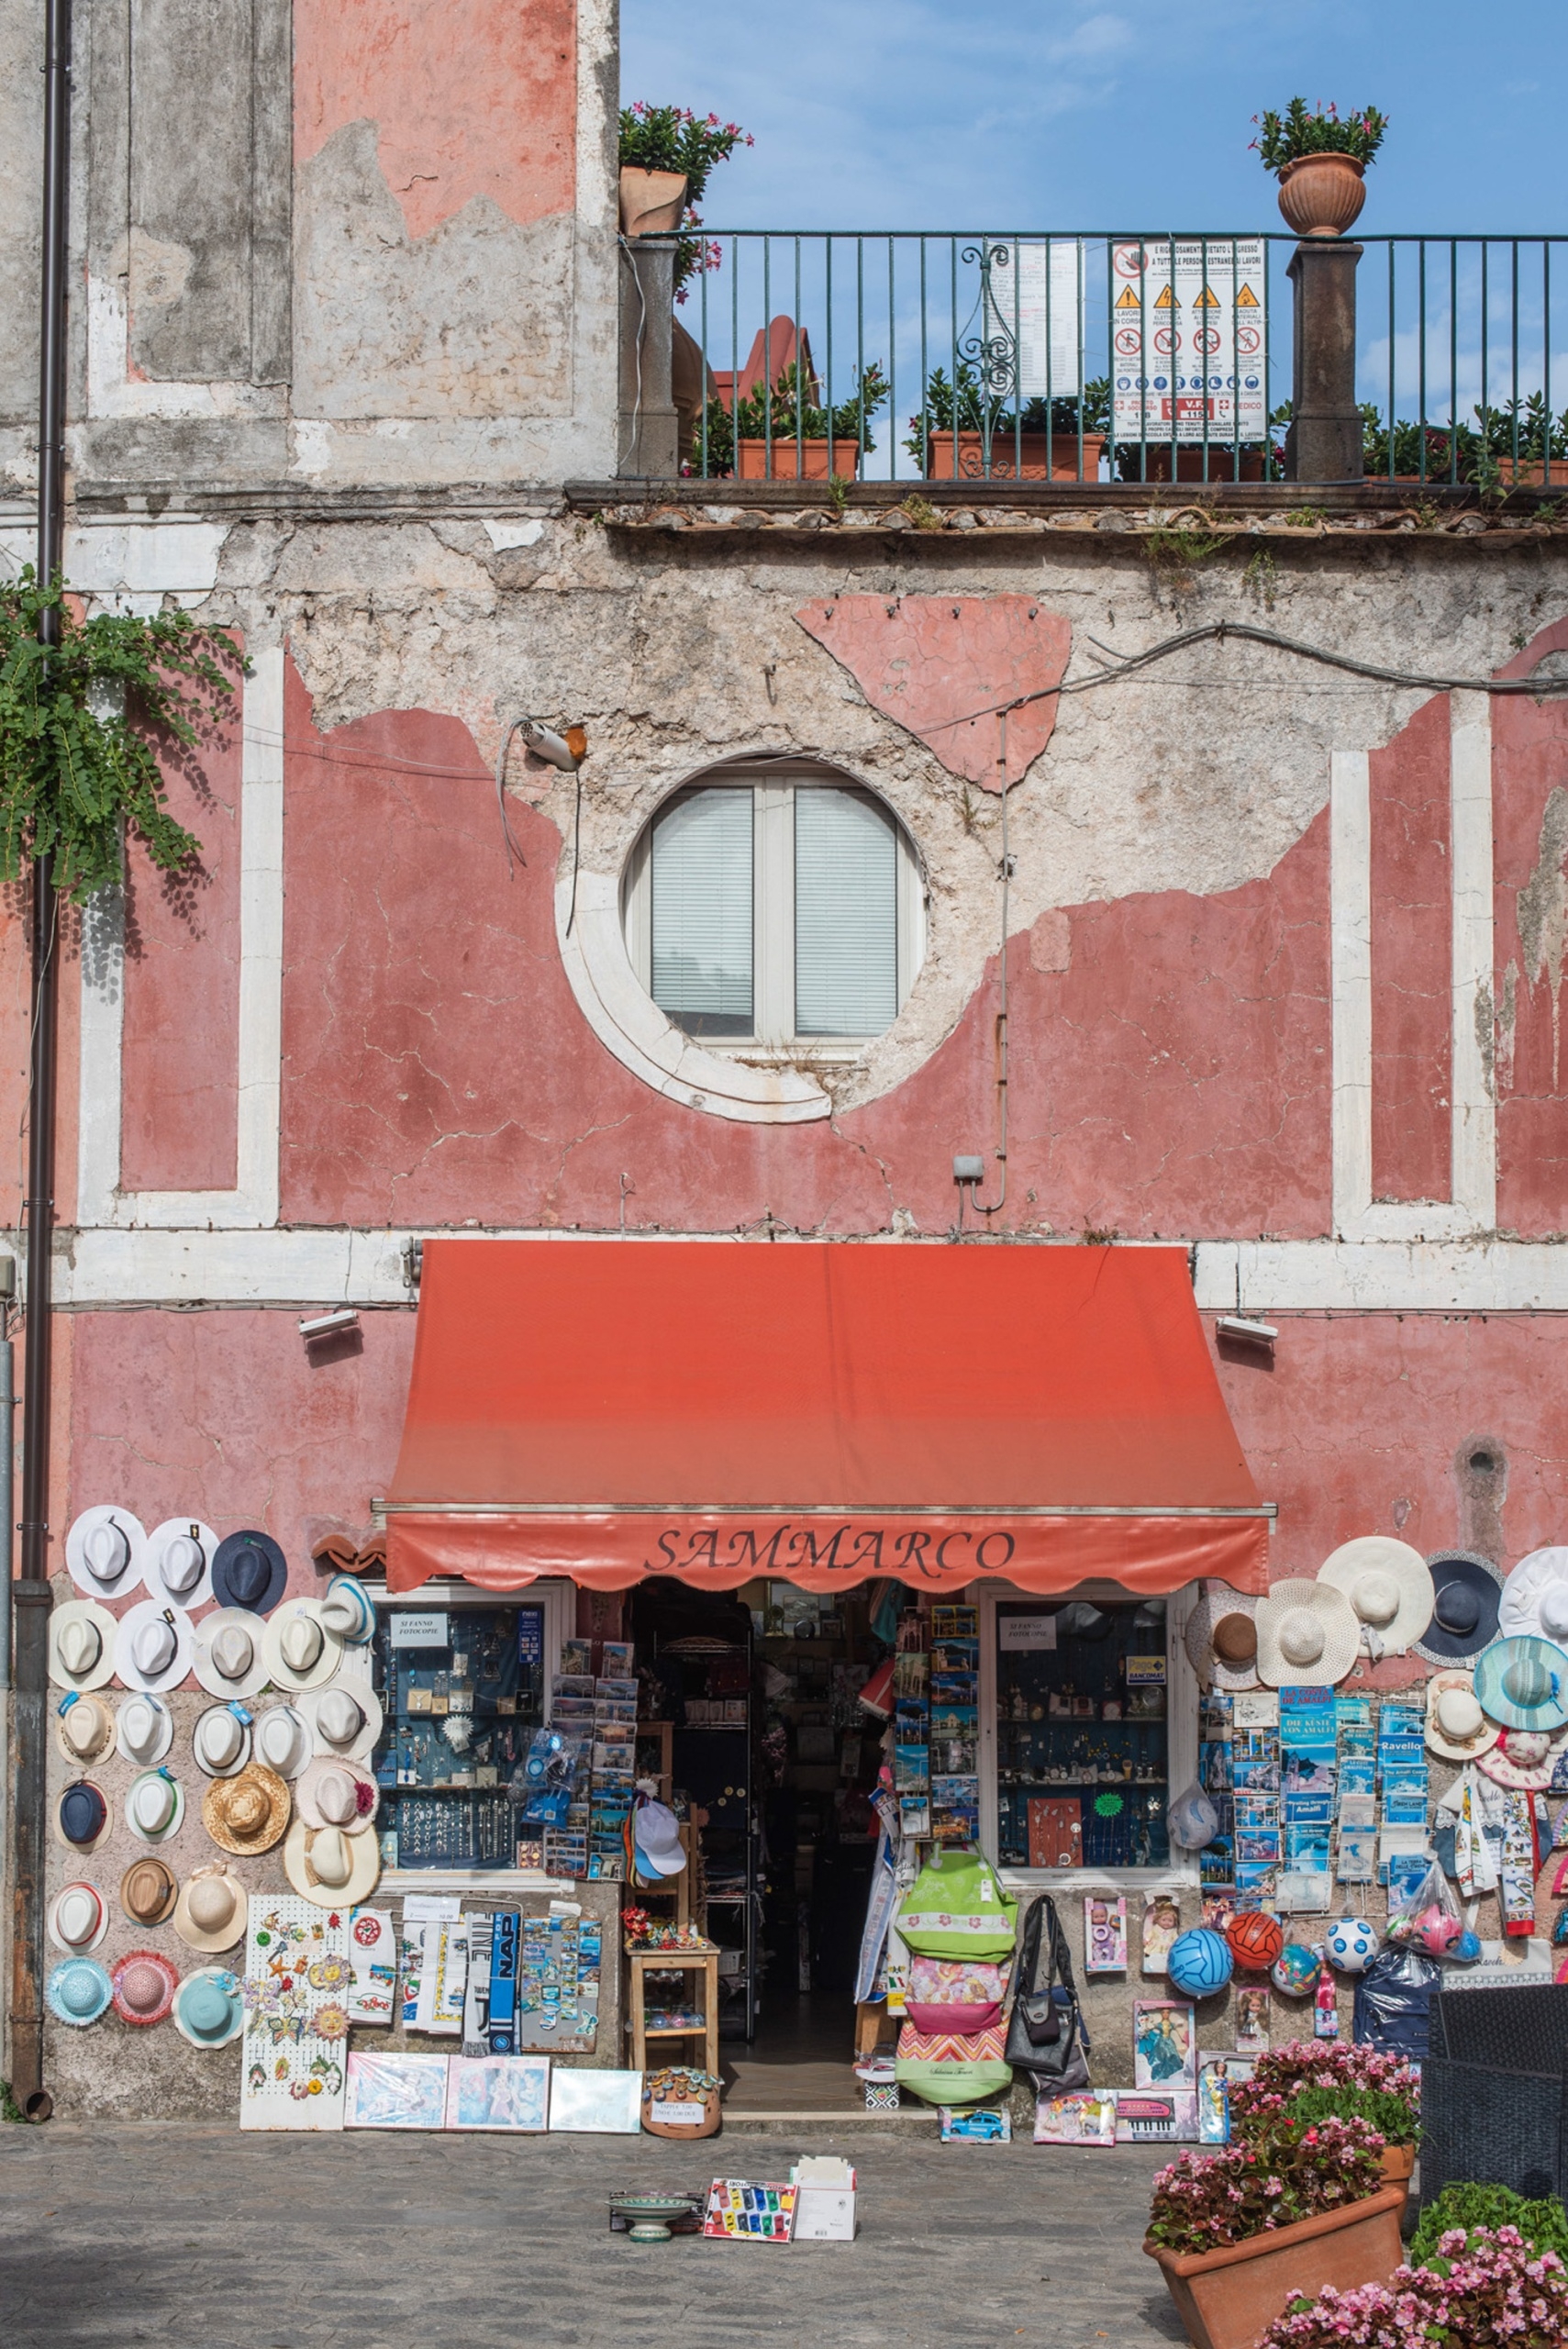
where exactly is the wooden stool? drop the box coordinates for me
[625,1944,720,2077]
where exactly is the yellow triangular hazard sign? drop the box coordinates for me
[1195,284,1221,308]
[1235,283,1260,308]
[1114,284,1141,309]
[1153,284,1177,308]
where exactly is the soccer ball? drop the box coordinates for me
[1227,1910,1285,1975]
[1271,1943,1321,1997]
[1167,1927,1233,1998]
[1322,1916,1379,1975]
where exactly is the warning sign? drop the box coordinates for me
[1109,239,1267,445]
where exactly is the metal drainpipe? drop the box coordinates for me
[9,0,72,2124]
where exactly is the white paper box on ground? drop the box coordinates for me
[790,2155,856,2240]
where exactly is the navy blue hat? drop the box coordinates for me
[1413,1552,1504,1665]
[57,1780,108,1848]
[211,1530,288,1617]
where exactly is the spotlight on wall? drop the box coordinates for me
[1216,1315,1278,1349]
[517,718,586,772]
[299,1308,360,1344]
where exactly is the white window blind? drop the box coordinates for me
[794,788,898,1036]
[651,789,754,1035]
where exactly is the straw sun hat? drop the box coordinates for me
[172,1862,248,1954]
[1318,1537,1435,1660]
[201,1762,291,1857]
[48,1599,119,1694]
[1424,1668,1501,1763]
[283,1817,382,1908]
[1255,1578,1361,1688]
[55,1691,117,1767]
[1184,1586,1260,1691]
[120,1854,180,1929]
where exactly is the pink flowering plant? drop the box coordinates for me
[1147,2114,1386,2255]
[618,103,753,298]
[1228,2039,1420,2146]
[1251,99,1389,173]
[1261,2224,1568,2347]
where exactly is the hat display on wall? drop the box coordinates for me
[126,1766,185,1845]
[1499,1547,1568,1647]
[172,1862,248,1954]
[261,1598,342,1694]
[1413,1552,1505,1665]
[55,1780,111,1855]
[295,1678,382,1762]
[284,1817,382,1908]
[1424,1668,1501,1763]
[55,1691,117,1767]
[295,1757,378,1836]
[192,1608,271,1702]
[48,1881,109,1955]
[111,1948,180,2028]
[172,1967,246,2049]
[1318,1536,1436,1660]
[202,1762,290,1857]
[1476,1724,1568,1791]
[1256,1578,1362,1689]
[46,1957,114,2029]
[251,1702,311,1780]
[1474,1634,1568,1732]
[142,1518,218,1612]
[192,1703,253,1778]
[116,1690,174,1768]
[48,1598,120,1694]
[65,1504,146,1601]
[317,1573,377,1645]
[120,1854,179,1929]
[1183,1586,1261,1691]
[114,1600,195,1695]
[210,1529,288,1617]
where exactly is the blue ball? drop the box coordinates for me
[1450,1930,1483,1965]
[1167,1926,1233,1998]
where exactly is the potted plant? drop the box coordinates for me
[1251,97,1389,239]
[705,361,889,481]
[1144,2112,1407,2349]
[1260,2214,1568,2346]
[1227,2040,1420,2190]
[617,103,751,295]
[906,364,1107,481]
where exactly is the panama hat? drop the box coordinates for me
[47,1956,113,2029]
[295,1676,382,1762]
[1256,1578,1361,1688]
[65,1504,145,1600]
[284,1816,382,1908]
[295,1757,379,1835]
[114,1599,195,1695]
[111,1948,179,2028]
[261,1598,342,1693]
[172,1967,245,2049]
[1477,1724,1568,1791]
[48,1598,119,1693]
[55,1691,117,1766]
[1318,1537,1435,1660]
[120,1854,179,1928]
[1425,1668,1501,1762]
[126,1766,185,1844]
[1184,1585,1260,1691]
[1413,1552,1504,1665]
[55,1779,112,1855]
[172,1861,248,1954]
[1500,1548,1568,1646]
[211,1529,288,1617]
[318,1573,377,1645]
[116,1689,174,1767]
[202,1761,290,1856]
[251,1701,312,1779]
[1474,1633,1568,1731]
[143,1518,217,1612]
[192,1607,271,1701]
[192,1703,253,1778]
[48,1880,109,1954]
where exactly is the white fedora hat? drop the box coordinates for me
[1184,1586,1261,1691]
[295,1675,382,1762]
[65,1504,146,1600]
[114,1600,195,1695]
[192,1703,253,1778]
[192,1608,271,1701]
[116,1689,174,1768]
[251,1701,312,1779]
[1257,1578,1361,1689]
[143,1518,218,1612]
[125,1766,185,1844]
[48,1879,109,1955]
[172,1862,249,1954]
[261,1598,342,1693]
[284,1816,382,1908]
[48,1598,120,1693]
[317,1574,377,1644]
[1425,1667,1501,1763]
[295,1757,379,1835]
[1500,1547,1568,1647]
[1318,1537,1434,1660]
[55,1691,117,1766]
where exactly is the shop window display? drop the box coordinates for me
[995,1598,1170,1869]
[370,1606,548,1868]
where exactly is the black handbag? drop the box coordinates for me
[1005,1893,1090,2087]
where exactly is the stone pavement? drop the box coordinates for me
[0,2121,1188,2349]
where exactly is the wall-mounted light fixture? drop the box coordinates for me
[299,1308,359,1344]
[1216,1315,1278,1349]
[517,718,587,772]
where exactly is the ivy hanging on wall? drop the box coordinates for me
[0,568,238,904]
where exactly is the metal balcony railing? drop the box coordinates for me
[679,232,1568,488]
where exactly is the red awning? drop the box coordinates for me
[383,1240,1269,1597]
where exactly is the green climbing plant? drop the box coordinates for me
[0,568,237,904]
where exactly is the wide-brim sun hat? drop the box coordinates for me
[1184,1585,1260,1691]
[202,1761,291,1856]
[111,1948,180,2028]
[116,1689,174,1767]
[295,1676,382,1762]
[55,1779,112,1855]
[142,1517,218,1612]
[250,1701,312,1779]
[48,1880,109,1954]
[295,1756,379,1835]
[192,1703,253,1778]
[1474,1634,1568,1731]
[125,1766,185,1844]
[192,1606,271,1701]
[1476,1724,1568,1791]
[172,1861,249,1954]
[114,1599,195,1695]
[283,1816,381,1908]
[261,1597,342,1693]
[1500,1547,1568,1646]
[172,1967,246,2049]
[1413,1552,1504,1665]
[119,1854,179,1929]
[318,1573,377,1644]
[1256,1577,1361,1688]
[65,1504,146,1601]
[55,1690,117,1766]
[1318,1536,1435,1659]
[48,1956,114,2028]
[1425,1668,1500,1762]
[210,1529,288,1617]
[48,1598,120,1693]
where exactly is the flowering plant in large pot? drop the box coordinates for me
[1252,97,1388,239]
[904,363,1108,482]
[617,103,751,295]
[1228,2040,1420,2180]
[704,361,889,481]
[1261,2221,1568,2346]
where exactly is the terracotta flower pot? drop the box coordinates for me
[1276,152,1366,239]
[1144,2183,1407,2349]
[618,166,689,238]
[925,429,1106,483]
[735,438,861,481]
